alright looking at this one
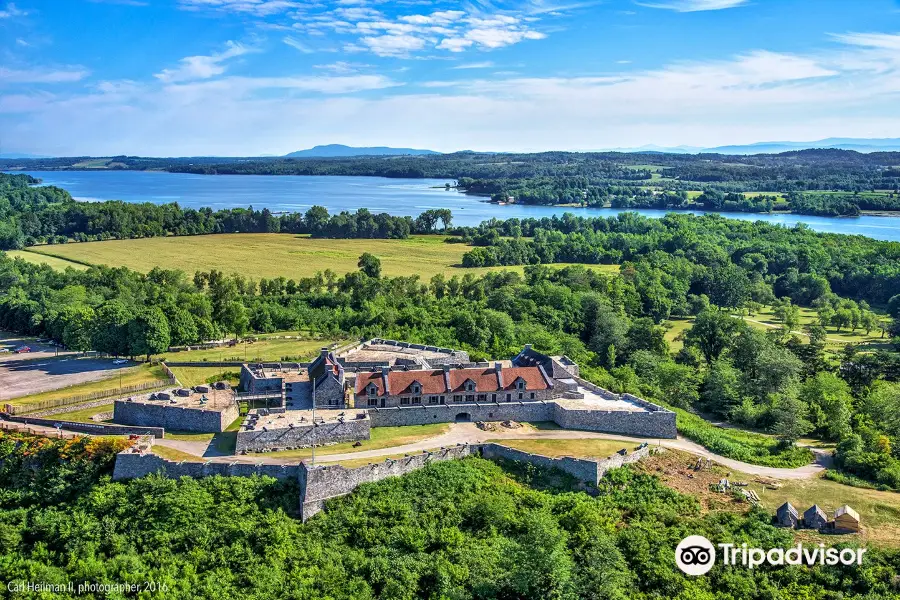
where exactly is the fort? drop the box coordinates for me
[96,339,675,451]
[231,340,676,452]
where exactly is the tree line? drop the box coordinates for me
[0,173,451,249]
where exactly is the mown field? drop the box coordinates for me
[17,234,621,280]
[159,336,339,364]
[6,250,88,270]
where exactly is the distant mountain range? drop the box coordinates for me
[606,138,900,155]
[284,144,440,158]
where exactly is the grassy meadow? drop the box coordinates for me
[6,250,88,271]
[159,336,339,364]
[17,234,620,280]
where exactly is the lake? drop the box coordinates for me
[19,170,900,242]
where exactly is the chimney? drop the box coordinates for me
[524,344,532,351]
[320,347,329,358]
[442,364,450,373]
[495,362,502,372]
[495,362,504,389]
[381,365,391,395]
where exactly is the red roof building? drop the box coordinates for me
[354,363,554,408]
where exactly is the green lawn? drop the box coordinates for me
[48,403,114,423]
[152,445,207,462]
[21,234,620,280]
[159,336,342,364]
[167,366,241,387]
[8,364,171,411]
[254,423,450,459]
[491,438,645,459]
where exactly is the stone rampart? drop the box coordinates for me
[552,404,677,439]
[113,400,239,433]
[299,445,478,519]
[479,443,600,483]
[112,451,299,481]
[2,414,164,437]
[236,415,370,453]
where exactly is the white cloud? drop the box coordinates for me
[313,61,372,74]
[452,61,495,69]
[287,6,547,57]
[283,36,314,53]
[0,67,90,84]
[360,34,427,57]
[176,0,301,16]
[638,0,747,12]
[831,32,900,51]
[154,41,253,83]
[0,2,25,18]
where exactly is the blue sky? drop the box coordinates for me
[2,0,900,155]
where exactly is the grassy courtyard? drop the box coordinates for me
[492,438,645,459]
[256,423,450,460]
[17,234,620,280]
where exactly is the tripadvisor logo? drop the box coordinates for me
[675,535,867,576]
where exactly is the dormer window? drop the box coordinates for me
[516,379,525,390]
[367,384,378,396]
[412,383,421,394]
[465,379,475,392]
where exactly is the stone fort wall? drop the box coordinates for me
[112,452,299,481]
[112,440,654,521]
[114,400,239,433]
[235,415,371,453]
[366,401,677,439]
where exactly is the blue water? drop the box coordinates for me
[18,170,900,242]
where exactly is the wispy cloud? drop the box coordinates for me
[154,41,254,83]
[637,0,747,12]
[831,32,900,50]
[452,61,495,69]
[283,36,314,53]
[176,0,302,16]
[0,2,26,18]
[0,66,89,84]
[313,61,372,74]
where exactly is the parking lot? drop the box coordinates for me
[0,332,136,401]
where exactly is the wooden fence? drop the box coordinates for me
[4,377,176,416]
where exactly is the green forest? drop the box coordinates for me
[1,430,898,599]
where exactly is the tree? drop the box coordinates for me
[220,301,249,339]
[771,391,812,445]
[701,358,743,416]
[357,253,382,279]
[92,301,133,356]
[127,307,171,360]
[61,306,95,353]
[167,308,199,346]
[799,372,852,441]
[684,308,743,363]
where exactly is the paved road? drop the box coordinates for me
[3,419,831,479]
